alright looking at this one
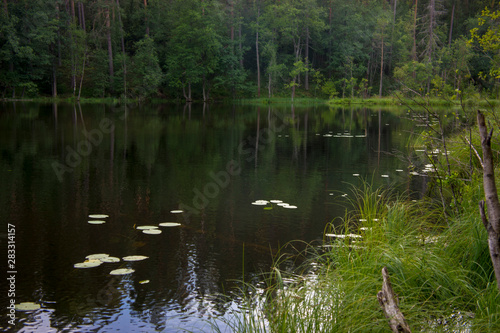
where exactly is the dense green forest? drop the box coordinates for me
[1,0,500,101]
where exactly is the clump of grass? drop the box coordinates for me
[215,179,499,333]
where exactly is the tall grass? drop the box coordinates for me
[212,179,500,332]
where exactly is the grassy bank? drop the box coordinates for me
[213,111,500,332]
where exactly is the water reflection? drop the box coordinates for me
[0,102,419,332]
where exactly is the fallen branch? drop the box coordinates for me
[377,267,412,333]
[463,135,483,168]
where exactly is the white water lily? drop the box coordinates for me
[170,210,183,214]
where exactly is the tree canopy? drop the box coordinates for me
[1,0,499,101]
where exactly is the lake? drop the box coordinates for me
[0,102,422,332]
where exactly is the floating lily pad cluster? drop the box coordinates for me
[251,199,297,209]
[135,220,182,235]
[74,253,149,275]
[134,209,184,235]
[88,214,109,225]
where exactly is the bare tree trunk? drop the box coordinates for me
[256,15,260,97]
[268,73,271,98]
[477,111,500,292]
[80,1,86,31]
[105,4,114,91]
[412,0,418,62]
[388,0,396,72]
[143,0,149,36]
[116,0,127,97]
[448,1,455,46]
[305,26,309,91]
[52,64,57,98]
[77,49,87,101]
[239,23,243,68]
[379,31,384,98]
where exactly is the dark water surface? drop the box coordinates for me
[0,102,420,332]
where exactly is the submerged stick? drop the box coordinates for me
[377,267,412,333]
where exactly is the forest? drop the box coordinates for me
[1,0,500,102]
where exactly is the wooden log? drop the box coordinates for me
[377,267,412,333]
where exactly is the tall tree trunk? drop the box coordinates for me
[239,23,243,68]
[143,0,149,36]
[268,73,271,98]
[305,26,309,91]
[77,49,86,101]
[116,0,127,97]
[388,0,396,72]
[105,5,114,91]
[52,63,57,98]
[448,1,455,46]
[477,111,500,292]
[256,12,260,97]
[80,1,86,31]
[412,0,418,62]
[379,32,384,97]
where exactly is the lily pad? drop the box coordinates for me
[74,260,102,268]
[100,256,120,263]
[89,214,109,219]
[325,233,362,239]
[88,220,106,225]
[159,222,182,227]
[85,254,110,260]
[170,210,183,214]
[122,255,149,262]
[139,280,150,284]
[15,302,41,311]
[110,268,135,275]
[143,229,162,235]
[136,225,159,230]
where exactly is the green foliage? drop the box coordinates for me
[130,36,163,98]
[321,80,338,99]
[2,0,500,99]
